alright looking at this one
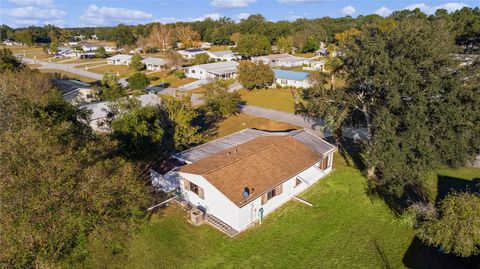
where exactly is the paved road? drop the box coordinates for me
[18,56,128,87]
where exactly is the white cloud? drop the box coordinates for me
[210,0,256,8]
[375,6,393,17]
[286,14,303,21]
[0,5,66,27]
[193,13,222,21]
[153,17,180,24]
[341,5,356,16]
[8,0,53,7]
[405,2,468,15]
[80,5,152,26]
[237,12,250,21]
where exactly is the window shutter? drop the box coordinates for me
[261,193,268,205]
[276,184,283,195]
[183,179,190,191]
[198,186,204,199]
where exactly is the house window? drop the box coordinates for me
[183,179,204,199]
[295,178,302,187]
[191,69,195,73]
[281,79,288,84]
[261,184,283,205]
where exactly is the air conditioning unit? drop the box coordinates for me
[190,208,204,226]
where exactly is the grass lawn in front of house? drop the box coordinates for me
[148,72,197,87]
[88,64,135,78]
[37,69,98,83]
[74,62,109,70]
[239,88,300,113]
[293,52,316,58]
[5,45,51,59]
[209,45,230,51]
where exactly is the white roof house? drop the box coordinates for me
[184,61,239,80]
[142,57,169,71]
[303,60,325,71]
[178,48,207,59]
[252,53,310,67]
[80,93,161,132]
[107,54,132,65]
[54,79,95,105]
[207,50,241,61]
[273,69,311,88]
[174,128,336,236]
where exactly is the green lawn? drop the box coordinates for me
[37,69,98,83]
[239,88,300,113]
[148,72,197,87]
[88,64,135,78]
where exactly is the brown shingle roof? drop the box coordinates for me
[180,136,323,207]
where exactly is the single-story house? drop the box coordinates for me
[81,44,99,52]
[315,48,328,57]
[2,39,22,46]
[252,53,310,67]
[273,69,311,88]
[54,79,94,105]
[63,51,96,59]
[142,57,169,71]
[107,54,132,65]
[175,128,336,235]
[103,45,118,53]
[178,48,207,59]
[184,61,239,80]
[207,50,241,61]
[80,93,161,132]
[197,41,212,49]
[303,60,325,71]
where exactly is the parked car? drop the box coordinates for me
[144,84,166,94]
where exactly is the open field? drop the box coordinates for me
[209,45,230,51]
[81,149,480,268]
[88,64,134,78]
[293,52,316,58]
[239,88,300,113]
[5,45,51,59]
[38,69,98,83]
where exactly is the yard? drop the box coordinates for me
[239,88,300,113]
[5,45,50,59]
[148,72,197,87]
[88,64,135,78]
[81,149,480,269]
[38,69,98,83]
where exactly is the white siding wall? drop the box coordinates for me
[276,78,311,88]
[185,67,214,80]
[179,173,243,231]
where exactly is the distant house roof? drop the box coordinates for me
[184,48,206,53]
[208,50,238,57]
[179,129,336,206]
[258,53,308,61]
[107,54,132,61]
[142,57,168,66]
[273,69,309,81]
[191,61,239,75]
[80,93,161,121]
[53,79,91,95]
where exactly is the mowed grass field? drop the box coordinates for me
[38,69,98,83]
[214,113,299,137]
[88,64,135,77]
[239,88,300,113]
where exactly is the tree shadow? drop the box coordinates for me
[402,237,480,269]
[435,175,480,205]
[336,136,366,171]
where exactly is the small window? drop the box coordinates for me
[295,178,302,187]
[191,69,195,73]
[261,184,283,205]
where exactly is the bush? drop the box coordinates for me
[128,72,150,90]
[237,61,275,90]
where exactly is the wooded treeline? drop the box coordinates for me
[1,7,479,53]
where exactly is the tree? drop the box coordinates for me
[110,98,168,159]
[14,29,34,46]
[128,72,150,90]
[164,51,184,69]
[146,23,174,51]
[175,25,200,48]
[160,95,203,151]
[416,192,480,257]
[0,71,147,268]
[97,73,125,101]
[302,36,319,53]
[95,46,106,58]
[230,32,241,45]
[193,53,212,65]
[49,42,59,55]
[296,15,480,205]
[129,54,145,71]
[235,34,271,57]
[202,80,242,118]
[0,48,24,72]
[237,61,275,90]
[276,36,294,53]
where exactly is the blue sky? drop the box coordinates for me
[0,0,478,28]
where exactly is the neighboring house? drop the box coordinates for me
[303,60,325,71]
[178,48,207,59]
[63,50,96,59]
[2,39,22,46]
[81,43,99,52]
[198,41,212,49]
[273,69,311,88]
[207,50,241,61]
[53,79,94,105]
[252,53,310,67]
[184,61,239,80]
[57,47,72,56]
[103,45,118,53]
[80,93,161,132]
[142,57,169,71]
[107,54,132,65]
[315,48,328,57]
[175,128,336,235]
